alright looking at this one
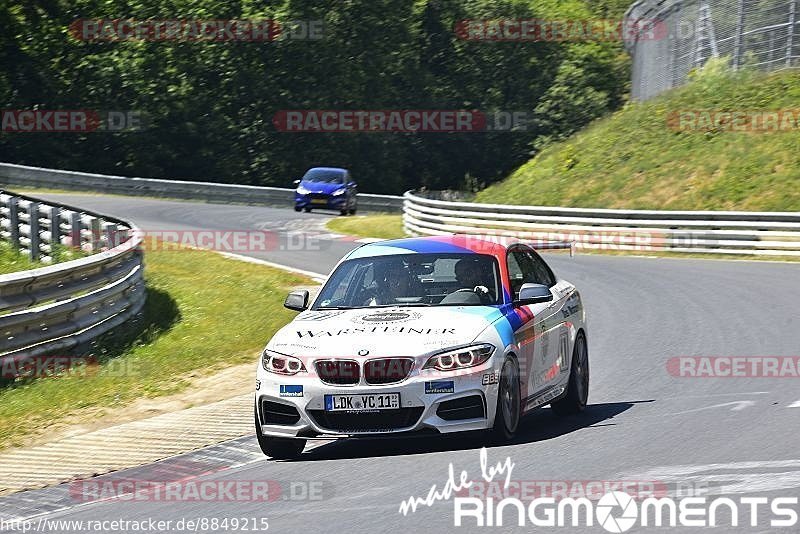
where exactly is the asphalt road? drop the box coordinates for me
[2,193,800,533]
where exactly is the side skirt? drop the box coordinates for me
[522,385,566,413]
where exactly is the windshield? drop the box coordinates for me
[302,169,345,184]
[313,253,502,309]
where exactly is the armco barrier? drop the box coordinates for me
[0,162,404,213]
[403,191,800,256]
[0,190,145,368]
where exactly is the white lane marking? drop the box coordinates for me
[660,391,769,400]
[215,251,327,282]
[668,400,756,415]
[789,400,800,408]
[355,238,385,244]
[623,460,800,497]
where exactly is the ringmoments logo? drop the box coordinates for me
[398,449,799,530]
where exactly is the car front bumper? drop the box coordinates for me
[294,193,347,209]
[255,361,501,440]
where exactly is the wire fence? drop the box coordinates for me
[626,0,800,100]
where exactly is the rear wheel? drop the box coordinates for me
[340,209,349,216]
[303,207,312,213]
[255,404,306,459]
[551,332,589,416]
[294,206,302,212]
[491,356,520,442]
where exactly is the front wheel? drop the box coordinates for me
[491,356,521,442]
[551,332,589,416]
[294,206,302,212]
[255,404,306,459]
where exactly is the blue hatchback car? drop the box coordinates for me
[293,167,357,216]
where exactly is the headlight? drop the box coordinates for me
[332,188,346,196]
[296,185,311,195]
[262,350,307,375]
[423,344,495,372]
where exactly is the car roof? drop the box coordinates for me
[306,167,347,173]
[345,235,522,260]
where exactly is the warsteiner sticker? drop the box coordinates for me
[296,326,456,338]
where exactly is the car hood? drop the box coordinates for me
[267,306,506,357]
[300,180,343,194]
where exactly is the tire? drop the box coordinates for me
[254,404,306,459]
[551,332,589,416]
[294,206,302,212]
[349,207,357,215]
[340,209,349,216]
[303,207,312,213]
[491,356,521,442]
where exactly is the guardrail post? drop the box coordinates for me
[70,211,81,249]
[9,196,20,251]
[29,201,40,261]
[106,223,119,248]
[90,218,102,252]
[50,205,61,250]
[733,0,746,70]
[787,0,797,67]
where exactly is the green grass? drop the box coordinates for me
[476,63,800,211]
[326,214,406,240]
[0,240,311,449]
[0,241,92,275]
[0,242,42,274]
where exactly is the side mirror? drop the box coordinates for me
[515,283,553,306]
[284,290,309,312]
[293,179,301,186]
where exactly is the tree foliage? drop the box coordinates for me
[0,0,630,193]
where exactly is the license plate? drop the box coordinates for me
[311,198,328,204]
[324,393,400,412]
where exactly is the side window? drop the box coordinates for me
[508,247,556,299]
[524,248,556,287]
[507,249,532,299]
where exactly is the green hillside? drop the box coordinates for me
[475,63,800,211]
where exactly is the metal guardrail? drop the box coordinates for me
[0,162,404,213]
[403,191,800,256]
[0,190,145,367]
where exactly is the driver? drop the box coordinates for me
[454,258,492,302]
